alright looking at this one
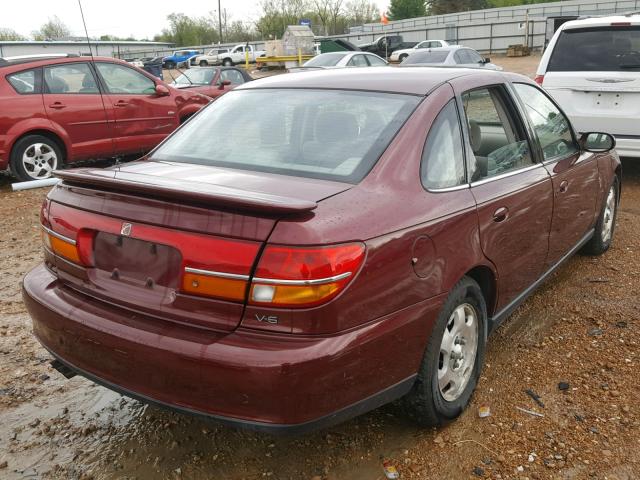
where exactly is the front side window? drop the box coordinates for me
[421,100,465,189]
[366,55,387,66]
[513,83,579,161]
[8,69,37,94]
[44,63,99,94]
[465,49,483,63]
[219,69,245,84]
[348,55,369,67]
[462,87,533,181]
[150,89,420,183]
[96,63,155,94]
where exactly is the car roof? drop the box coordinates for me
[238,66,498,95]
[561,13,640,30]
[0,55,130,71]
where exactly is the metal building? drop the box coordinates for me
[0,40,173,59]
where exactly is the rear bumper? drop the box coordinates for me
[611,136,640,158]
[23,264,441,433]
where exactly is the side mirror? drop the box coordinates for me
[155,84,170,96]
[218,79,231,90]
[580,132,616,153]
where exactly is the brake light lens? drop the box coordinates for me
[249,243,365,308]
[534,74,544,86]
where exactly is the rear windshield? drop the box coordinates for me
[403,51,449,64]
[150,89,420,183]
[173,69,216,86]
[548,26,640,71]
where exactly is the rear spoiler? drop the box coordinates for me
[55,169,317,215]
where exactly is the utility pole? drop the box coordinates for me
[218,0,223,43]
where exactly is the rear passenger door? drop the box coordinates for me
[42,62,114,161]
[450,77,554,312]
[512,82,599,267]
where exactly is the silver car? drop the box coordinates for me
[401,46,502,71]
[299,52,388,69]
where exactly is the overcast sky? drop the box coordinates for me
[6,0,389,40]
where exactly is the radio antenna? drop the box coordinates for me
[77,0,94,59]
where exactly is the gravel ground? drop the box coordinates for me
[1,55,639,479]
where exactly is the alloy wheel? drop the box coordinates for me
[22,143,58,179]
[438,303,478,402]
[601,185,616,243]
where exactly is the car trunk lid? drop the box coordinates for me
[45,161,352,332]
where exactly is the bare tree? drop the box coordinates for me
[344,0,379,25]
[0,28,26,41]
[32,16,71,41]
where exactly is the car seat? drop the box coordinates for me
[79,74,99,93]
[302,111,364,169]
[468,119,488,179]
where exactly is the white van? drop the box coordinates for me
[536,14,640,157]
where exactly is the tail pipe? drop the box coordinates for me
[50,359,77,379]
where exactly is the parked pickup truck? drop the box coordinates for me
[163,50,200,69]
[191,44,266,67]
[389,39,451,62]
[358,35,418,59]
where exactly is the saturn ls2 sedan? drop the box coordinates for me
[24,67,620,433]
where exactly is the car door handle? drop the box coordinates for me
[493,207,509,223]
[114,100,129,107]
[559,180,569,193]
[48,102,66,109]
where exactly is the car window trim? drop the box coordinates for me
[43,61,102,95]
[93,61,157,96]
[469,162,545,187]
[509,81,581,165]
[456,82,539,183]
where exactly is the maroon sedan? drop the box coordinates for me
[0,54,209,182]
[169,66,252,99]
[24,67,620,433]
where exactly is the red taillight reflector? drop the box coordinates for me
[249,243,365,308]
[534,74,544,86]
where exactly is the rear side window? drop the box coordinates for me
[150,89,420,183]
[367,55,387,66]
[421,100,465,189]
[461,87,533,181]
[44,63,99,94]
[7,69,37,94]
[548,26,640,71]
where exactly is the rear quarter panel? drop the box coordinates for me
[259,83,494,334]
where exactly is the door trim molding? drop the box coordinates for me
[489,228,594,332]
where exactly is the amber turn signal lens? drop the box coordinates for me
[250,282,341,306]
[182,272,247,302]
[48,234,82,264]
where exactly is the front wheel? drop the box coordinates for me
[402,276,487,426]
[583,176,619,255]
[222,58,233,66]
[10,135,62,182]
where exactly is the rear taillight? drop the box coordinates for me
[534,74,544,86]
[42,226,94,266]
[249,243,365,308]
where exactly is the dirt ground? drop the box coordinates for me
[2,54,640,479]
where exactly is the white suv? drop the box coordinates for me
[536,14,640,157]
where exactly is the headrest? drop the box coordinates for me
[468,119,482,153]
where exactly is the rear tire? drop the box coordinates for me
[399,54,408,62]
[10,134,62,182]
[402,276,487,426]
[222,58,233,66]
[583,176,619,255]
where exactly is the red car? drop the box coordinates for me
[0,54,209,182]
[168,66,253,99]
[24,67,620,433]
